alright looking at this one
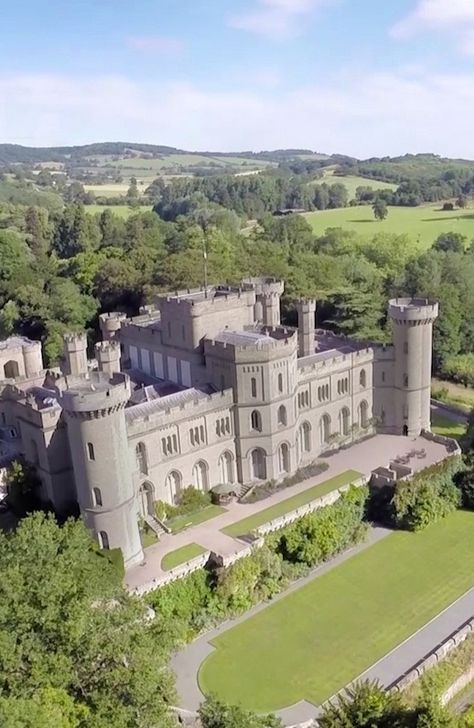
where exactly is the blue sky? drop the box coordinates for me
[2,0,474,156]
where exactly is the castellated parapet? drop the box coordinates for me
[99,312,127,341]
[95,340,121,377]
[63,333,88,377]
[57,371,143,568]
[388,298,439,436]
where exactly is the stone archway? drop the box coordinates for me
[250,448,267,481]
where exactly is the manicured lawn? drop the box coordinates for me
[431,412,466,441]
[199,510,474,712]
[167,505,227,534]
[161,543,207,571]
[304,204,474,249]
[140,528,158,548]
[221,470,362,538]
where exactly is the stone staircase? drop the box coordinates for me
[144,514,170,536]
[237,482,254,500]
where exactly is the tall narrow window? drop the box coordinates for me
[251,377,257,398]
[278,373,283,393]
[99,531,109,550]
[251,410,262,432]
[92,487,102,507]
[359,370,367,388]
[136,442,148,475]
[87,442,95,461]
[277,405,287,426]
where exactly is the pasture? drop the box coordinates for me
[304,204,474,248]
[320,170,398,198]
[83,204,152,218]
[199,510,474,712]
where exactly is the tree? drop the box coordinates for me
[319,680,408,728]
[126,176,140,208]
[4,459,41,515]
[0,513,175,727]
[432,232,466,254]
[199,696,282,728]
[372,197,388,221]
[456,195,468,208]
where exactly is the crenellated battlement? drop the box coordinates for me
[125,388,234,433]
[63,333,87,347]
[297,346,375,380]
[204,328,297,364]
[56,372,130,417]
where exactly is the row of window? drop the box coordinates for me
[298,390,310,409]
[337,377,349,395]
[216,416,231,437]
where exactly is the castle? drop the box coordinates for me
[0,279,438,568]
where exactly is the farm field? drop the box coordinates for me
[222,469,361,538]
[432,378,474,413]
[320,170,398,198]
[83,204,152,218]
[199,510,474,712]
[304,204,474,248]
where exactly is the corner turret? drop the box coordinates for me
[63,333,88,377]
[388,297,439,436]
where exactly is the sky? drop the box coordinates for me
[2,0,474,157]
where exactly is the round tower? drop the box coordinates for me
[63,333,88,377]
[95,340,121,377]
[57,371,143,568]
[22,340,43,378]
[99,312,127,342]
[388,298,439,436]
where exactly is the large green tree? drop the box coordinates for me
[0,513,176,728]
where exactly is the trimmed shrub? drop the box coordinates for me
[392,457,463,531]
[154,486,211,521]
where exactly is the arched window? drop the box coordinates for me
[300,422,311,453]
[251,377,257,398]
[320,414,331,444]
[192,460,209,491]
[92,487,102,507]
[218,451,235,484]
[3,360,19,379]
[250,410,262,432]
[136,442,148,475]
[278,443,290,474]
[359,369,367,388]
[98,531,109,550]
[359,400,369,428]
[277,405,287,426]
[166,470,182,503]
[250,448,267,480]
[278,372,283,393]
[339,407,350,436]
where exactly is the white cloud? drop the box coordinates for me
[229,0,329,40]
[2,69,474,158]
[392,0,474,54]
[126,36,185,55]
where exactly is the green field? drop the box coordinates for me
[222,470,362,538]
[199,510,474,712]
[84,204,152,218]
[432,378,474,414]
[304,204,474,248]
[320,170,398,198]
[167,505,227,534]
[161,543,207,571]
[431,412,466,441]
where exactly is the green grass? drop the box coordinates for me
[221,470,362,538]
[319,170,398,198]
[432,378,474,414]
[140,528,159,548]
[168,505,227,534]
[199,510,474,712]
[83,204,152,218]
[161,543,207,571]
[431,412,466,441]
[304,204,474,249]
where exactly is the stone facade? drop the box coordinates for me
[0,279,438,568]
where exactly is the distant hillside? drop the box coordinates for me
[349,153,474,184]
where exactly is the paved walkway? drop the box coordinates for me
[171,525,474,727]
[126,434,449,590]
